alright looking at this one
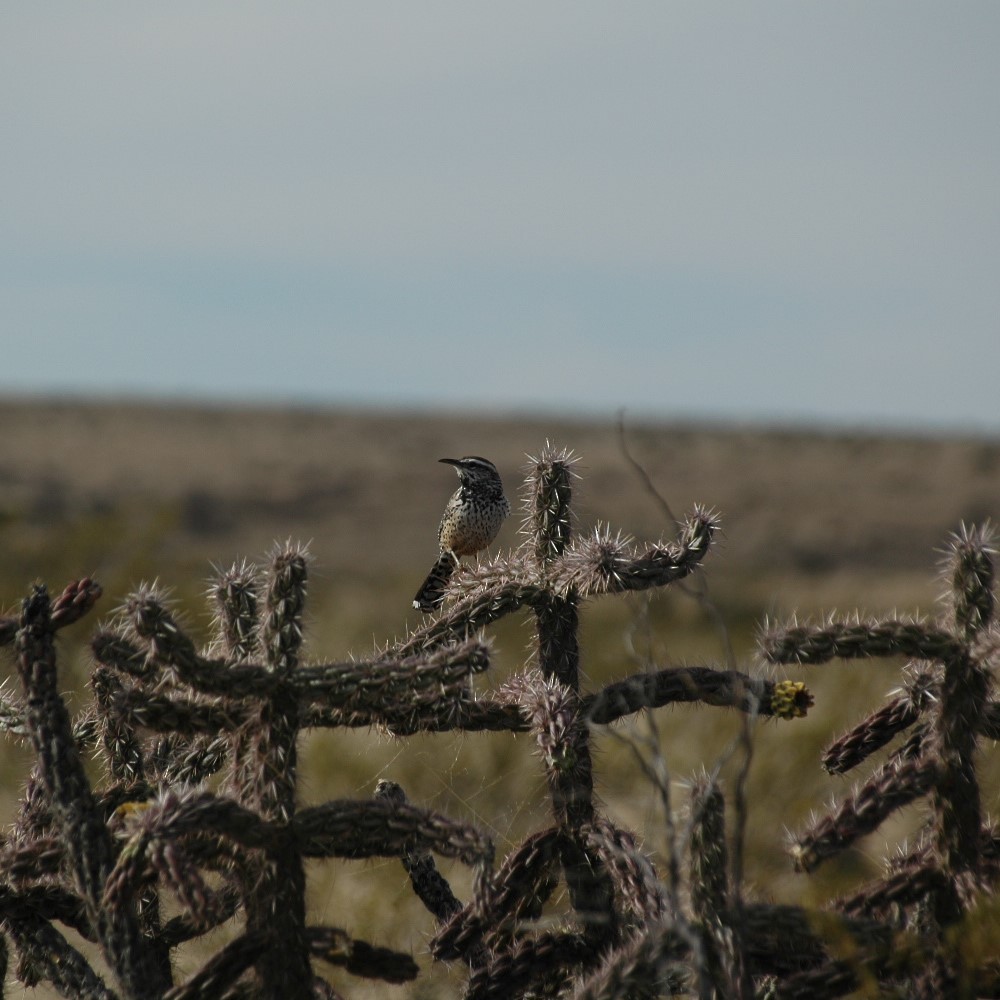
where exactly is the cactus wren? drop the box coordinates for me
[412,456,510,612]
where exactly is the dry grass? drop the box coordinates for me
[3,398,996,595]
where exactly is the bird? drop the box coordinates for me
[412,456,510,612]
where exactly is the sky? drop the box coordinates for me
[2,4,999,432]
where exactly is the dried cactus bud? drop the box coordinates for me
[50,577,102,629]
[769,680,813,720]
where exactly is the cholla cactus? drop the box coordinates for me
[0,551,494,997]
[389,445,812,997]
[0,445,822,999]
[761,523,1000,998]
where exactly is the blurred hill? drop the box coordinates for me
[1,398,998,997]
[2,397,997,627]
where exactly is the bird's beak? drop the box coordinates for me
[438,458,461,467]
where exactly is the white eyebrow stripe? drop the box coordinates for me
[459,456,497,471]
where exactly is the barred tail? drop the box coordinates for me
[412,552,459,612]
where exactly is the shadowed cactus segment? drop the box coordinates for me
[946,521,995,640]
[0,545,495,997]
[762,522,1000,997]
[525,444,577,564]
[259,541,308,674]
[208,558,260,662]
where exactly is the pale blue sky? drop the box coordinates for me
[3,4,998,430]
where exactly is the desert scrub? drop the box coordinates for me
[5,446,992,997]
